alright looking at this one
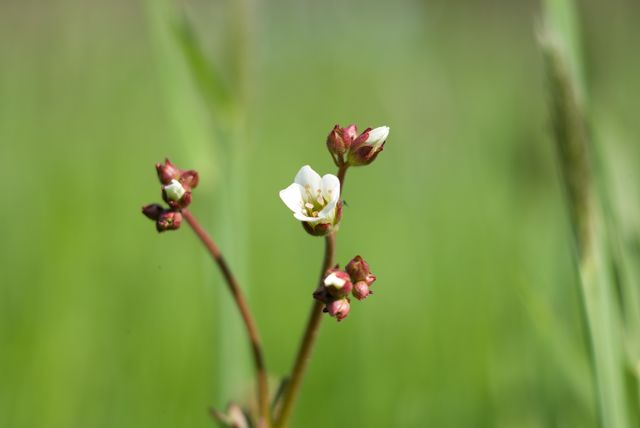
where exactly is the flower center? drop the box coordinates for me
[301,185,329,218]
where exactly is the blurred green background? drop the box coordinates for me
[1,0,639,427]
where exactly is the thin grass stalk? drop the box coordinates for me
[541,23,632,428]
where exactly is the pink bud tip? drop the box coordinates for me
[346,255,375,285]
[179,170,199,189]
[326,298,350,321]
[327,124,360,167]
[353,281,370,300]
[156,158,180,185]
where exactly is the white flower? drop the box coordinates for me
[365,126,390,149]
[279,165,341,225]
[164,179,186,201]
[324,272,347,289]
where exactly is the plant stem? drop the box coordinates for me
[273,233,335,428]
[337,164,348,192]
[274,165,348,428]
[181,209,270,426]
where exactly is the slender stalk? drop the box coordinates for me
[181,209,270,426]
[274,165,348,428]
[336,164,348,191]
[273,234,335,428]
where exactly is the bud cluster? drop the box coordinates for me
[327,124,389,167]
[141,158,199,232]
[313,255,377,322]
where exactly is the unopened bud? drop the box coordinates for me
[325,298,351,322]
[156,158,180,185]
[164,179,185,201]
[141,203,164,221]
[352,281,371,300]
[313,287,329,303]
[323,270,353,298]
[162,179,192,209]
[348,125,390,167]
[346,255,376,286]
[179,170,199,189]
[366,126,390,147]
[327,124,358,166]
[156,210,182,232]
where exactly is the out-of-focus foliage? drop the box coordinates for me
[1,0,639,427]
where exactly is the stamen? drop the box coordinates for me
[305,202,314,210]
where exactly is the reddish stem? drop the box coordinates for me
[181,209,270,427]
[273,234,335,428]
[337,164,348,192]
[274,164,349,428]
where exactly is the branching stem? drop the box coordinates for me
[181,209,270,427]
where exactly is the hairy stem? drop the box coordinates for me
[181,209,270,426]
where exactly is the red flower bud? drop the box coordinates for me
[325,298,351,322]
[141,203,165,221]
[352,281,371,300]
[346,255,376,286]
[162,181,192,210]
[327,124,359,167]
[323,269,353,299]
[156,159,199,210]
[347,126,389,167]
[179,170,199,189]
[156,158,180,185]
[313,287,329,303]
[156,210,182,232]
[343,124,357,141]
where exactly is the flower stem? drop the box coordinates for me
[337,164,348,192]
[273,233,335,428]
[181,209,270,427]
[274,165,348,428]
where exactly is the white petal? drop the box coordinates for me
[294,165,322,191]
[294,212,322,222]
[321,174,340,203]
[164,179,186,201]
[279,183,304,214]
[316,199,337,222]
[365,126,390,146]
[324,272,346,288]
